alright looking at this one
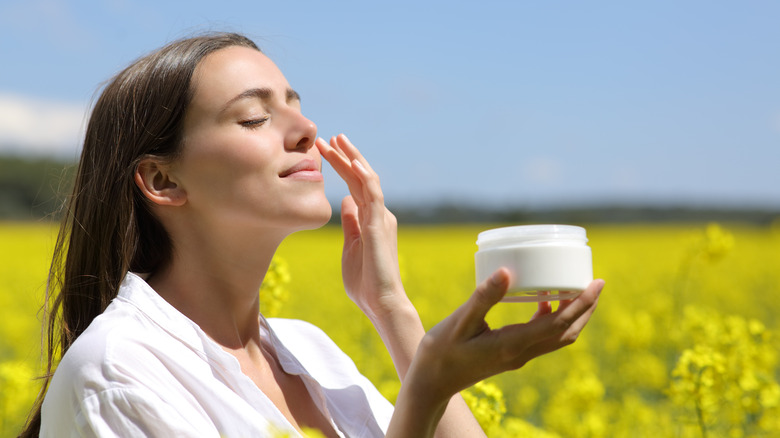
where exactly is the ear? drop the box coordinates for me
[134,157,187,207]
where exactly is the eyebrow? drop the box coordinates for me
[220,87,301,113]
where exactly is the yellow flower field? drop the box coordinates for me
[1,221,779,437]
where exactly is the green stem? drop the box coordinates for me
[694,396,707,438]
[694,366,708,438]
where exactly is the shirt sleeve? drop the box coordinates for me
[70,387,217,438]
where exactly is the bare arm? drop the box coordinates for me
[316,134,604,438]
[316,135,485,437]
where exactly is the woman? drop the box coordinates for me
[22,32,603,437]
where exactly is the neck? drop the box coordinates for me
[148,222,287,350]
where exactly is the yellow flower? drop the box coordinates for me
[0,360,37,435]
[260,255,291,318]
[702,222,734,261]
[760,383,780,408]
[461,381,506,433]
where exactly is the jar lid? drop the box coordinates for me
[477,224,587,247]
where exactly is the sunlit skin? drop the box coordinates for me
[171,47,332,235]
[133,45,604,438]
[134,46,340,437]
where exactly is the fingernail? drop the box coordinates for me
[490,269,507,286]
[594,279,605,295]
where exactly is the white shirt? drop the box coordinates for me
[41,272,393,437]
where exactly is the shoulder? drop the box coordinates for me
[41,301,165,431]
[40,385,208,437]
[42,295,199,418]
[48,298,150,387]
[49,272,209,392]
[267,318,360,378]
[41,295,226,435]
[44,297,168,397]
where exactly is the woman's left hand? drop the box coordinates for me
[316,134,407,321]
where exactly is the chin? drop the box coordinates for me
[310,202,334,229]
[291,198,333,231]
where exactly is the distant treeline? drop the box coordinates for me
[1,156,778,225]
[0,156,75,220]
[385,203,780,226]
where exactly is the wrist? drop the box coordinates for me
[366,293,424,340]
[362,287,415,322]
[388,362,450,438]
[360,289,426,381]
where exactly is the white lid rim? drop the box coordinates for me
[477,224,588,246]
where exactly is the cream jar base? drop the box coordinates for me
[501,290,583,303]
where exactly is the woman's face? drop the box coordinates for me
[171,46,332,234]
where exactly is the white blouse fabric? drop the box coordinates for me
[40,272,393,437]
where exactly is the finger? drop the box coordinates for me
[317,137,353,178]
[317,137,355,177]
[322,135,381,208]
[498,279,604,351]
[455,268,511,336]
[555,281,603,336]
[556,293,576,311]
[334,135,380,192]
[546,279,601,322]
[521,290,601,360]
[316,136,347,164]
[328,135,348,159]
[554,280,603,321]
[532,299,553,320]
[317,138,370,208]
[537,280,603,340]
[334,134,376,174]
[332,135,386,213]
[350,158,384,207]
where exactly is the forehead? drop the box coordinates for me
[190,46,290,109]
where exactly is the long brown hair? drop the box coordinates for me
[20,32,260,438]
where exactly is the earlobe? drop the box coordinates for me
[134,158,186,207]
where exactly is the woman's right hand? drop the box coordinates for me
[387,269,604,437]
[315,135,407,322]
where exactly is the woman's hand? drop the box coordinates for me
[315,134,407,321]
[416,270,603,401]
[389,270,605,436]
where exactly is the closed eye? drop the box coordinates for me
[240,116,269,129]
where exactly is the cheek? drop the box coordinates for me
[178,134,277,203]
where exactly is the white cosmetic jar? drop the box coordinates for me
[475,224,593,302]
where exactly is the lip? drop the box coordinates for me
[280,158,322,180]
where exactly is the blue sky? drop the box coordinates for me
[1,0,778,209]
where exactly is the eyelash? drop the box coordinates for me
[240,116,269,129]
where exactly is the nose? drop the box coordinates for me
[285,111,317,152]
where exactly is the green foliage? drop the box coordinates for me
[2,222,779,437]
[0,156,75,220]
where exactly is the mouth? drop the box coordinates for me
[280,159,323,180]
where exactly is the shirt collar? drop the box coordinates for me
[116,272,307,375]
[116,272,207,352]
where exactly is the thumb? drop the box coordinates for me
[458,268,511,333]
[341,196,361,244]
